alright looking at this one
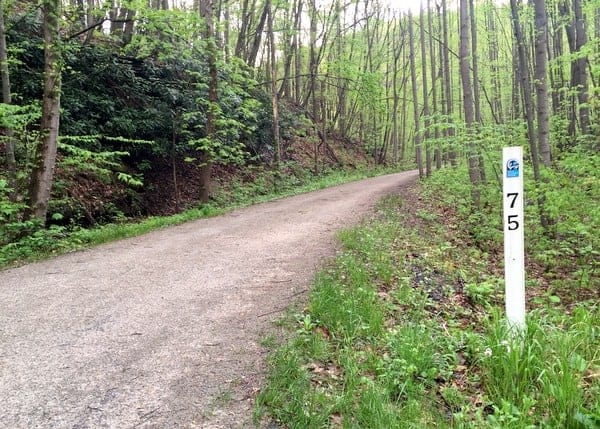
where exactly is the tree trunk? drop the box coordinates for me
[391,15,402,164]
[293,0,303,105]
[510,0,541,181]
[534,0,552,166]
[28,0,62,222]
[419,4,431,177]
[428,0,441,170]
[267,0,280,172]
[486,0,503,123]
[549,0,565,118]
[247,1,268,67]
[571,0,590,135]
[442,0,456,165]
[309,0,318,174]
[0,0,17,200]
[469,0,482,124]
[199,0,217,203]
[234,0,250,58]
[408,12,424,178]
[459,0,480,200]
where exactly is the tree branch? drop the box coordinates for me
[67,18,134,41]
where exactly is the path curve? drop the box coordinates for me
[0,170,418,428]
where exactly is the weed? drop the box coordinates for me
[257,153,599,427]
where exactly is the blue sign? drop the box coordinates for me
[506,159,520,178]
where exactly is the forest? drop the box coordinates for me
[0,0,599,425]
[0,0,598,252]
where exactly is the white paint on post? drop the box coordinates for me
[503,147,526,333]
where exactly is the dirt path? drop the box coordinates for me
[0,171,418,428]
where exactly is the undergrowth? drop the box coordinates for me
[255,151,599,428]
[0,164,401,269]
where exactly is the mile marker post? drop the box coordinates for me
[503,147,526,334]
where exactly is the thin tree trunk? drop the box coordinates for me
[428,0,441,170]
[571,0,590,135]
[442,0,456,165]
[548,1,565,117]
[293,0,303,105]
[534,0,552,166]
[419,4,431,177]
[28,0,62,222]
[277,0,294,99]
[391,15,402,164]
[408,12,423,178]
[469,0,482,124]
[234,0,251,58]
[309,0,318,174]
[459,0,480,201]
[486,1,503,123]
[267,0,280,172]
[510,0,541,182]
[247,1,268,67]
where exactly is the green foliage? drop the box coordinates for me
[0,179,29,248]
[423,148,599,289]
[257,164,599,427]
[532,151,600,283]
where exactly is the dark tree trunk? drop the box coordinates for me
[0,0,16,200]
[28,0,62,222]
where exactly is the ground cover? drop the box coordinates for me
[256,166,599,428]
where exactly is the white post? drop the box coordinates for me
[502,147,525,333]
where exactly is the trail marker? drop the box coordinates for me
[502,147,525,333]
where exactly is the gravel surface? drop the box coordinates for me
[0,170,418,428]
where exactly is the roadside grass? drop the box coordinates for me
[0,164,404,270]
[255,171,600,427]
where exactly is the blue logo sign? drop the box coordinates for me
[506,159,520,178]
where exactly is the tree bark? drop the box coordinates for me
[571,0,590,135]
[469,0,482,124]
[28,0,62,222]
[419,4,431,177]
[428,0,442,170]
[247,1,268,67]
[485,0,503,123]
[510,0,541,181]
[309,0,318,174]
[459,0,480,199]
[441,0,456,165]
[408,12,423,178]
[199,0,217,203]
[267,0,280,172]
[234,0,250,58]
[0,0,17,200]
[534,0,552,166]
[293,0,303,105]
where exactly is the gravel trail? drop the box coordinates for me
[0,170,418,428]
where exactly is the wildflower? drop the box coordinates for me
[484,347,493,357]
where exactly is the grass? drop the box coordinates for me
[0,164,405,270]
[255,167,600,428]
